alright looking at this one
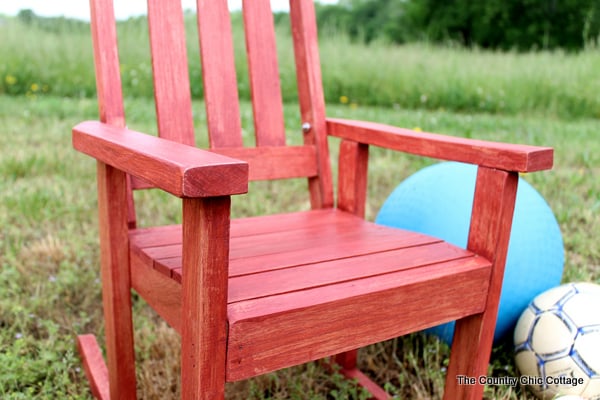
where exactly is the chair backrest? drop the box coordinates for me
[89,0,334,226]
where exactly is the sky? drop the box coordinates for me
[0,0,337,21]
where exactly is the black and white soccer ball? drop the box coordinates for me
[514,282,600,399]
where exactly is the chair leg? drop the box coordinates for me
[443,313,495,400]
[332,350,389,400]
[443,168,519,400]
[96,162,137,399]
[180,198,230,400]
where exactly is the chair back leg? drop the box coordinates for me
[97,162,138,399]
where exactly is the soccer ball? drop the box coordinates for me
[514,282,600,399]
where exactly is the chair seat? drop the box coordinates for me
[129,208,492,381]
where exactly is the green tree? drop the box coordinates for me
[316,0,600,50]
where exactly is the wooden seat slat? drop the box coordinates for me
[227,241,474,303]
[226,256,491,381]
[130,210,444,280]
[130,207,350,250]
[129,243,491,382]
[129,209,484,303]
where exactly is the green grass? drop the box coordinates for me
[1,92,598,399]
[1,14,600,119]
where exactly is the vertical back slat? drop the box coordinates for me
[289,0,334,208]
[147,0,195,146]
[196,0,244,148]
[90,0,137,228]
[89,0,125,127]
[243,0,286,146]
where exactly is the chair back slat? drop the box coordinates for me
[147,0,195,146]
[89,0,125,127]
[289,0,334,208]
[242,0,286,146]
[90,0,139,227]
[196,0,244,148]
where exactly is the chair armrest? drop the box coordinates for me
[73,121,248,197]
[326,118,553,172]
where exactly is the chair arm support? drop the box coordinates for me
[326,118,553,172]
[72,121,249,198]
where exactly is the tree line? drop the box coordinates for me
[315,0,600,50]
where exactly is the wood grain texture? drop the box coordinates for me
[147,0,195,146]
[135,216,440,280]
[131,249,182,332]
[444,167,519,400]
[337,139,369,218]
[227,257,490,381]
[290,0,334,208]
[89,0,137,227]
[327,118,554,172]
[212,145,318,181]
[181,197,231,399]
[196,0,243,148]
[96,162,137,399]
[127,208,492,384]
[340,368,390,400]
[77,335,110,400]
[73,121,248,197]
[242,0,286,146]
[88,0,124,127]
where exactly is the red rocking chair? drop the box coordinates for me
[72,0,554,399]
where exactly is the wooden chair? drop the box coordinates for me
[72,0,554,399]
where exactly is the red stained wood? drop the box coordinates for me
[88,0,124,127]
[340,368,390,400]
[73,121,248,198]
[89,0,137,228]
[327,118,554,172]
[212,145,318,181]
[77,335,110,400]
[96,162,137,399]
[147,0,195,146]
[337,140,369,218]
[130,210,441,280]
[227,242,470,303]
[444,167,519,400]
[242,0,286,146]
[127,208,491,383]
[180,197,230,399]
[290,0,334,208]
[131,250,182,332]
[226,257,490,381]
[196,0,243,148]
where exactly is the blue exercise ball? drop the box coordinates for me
[375,162,564,344]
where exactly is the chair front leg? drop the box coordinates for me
[181,197,231,400]
[444,167,518,400]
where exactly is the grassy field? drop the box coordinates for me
[1,13,600,119]
[1,92,598,399]
[1,10,599,400]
